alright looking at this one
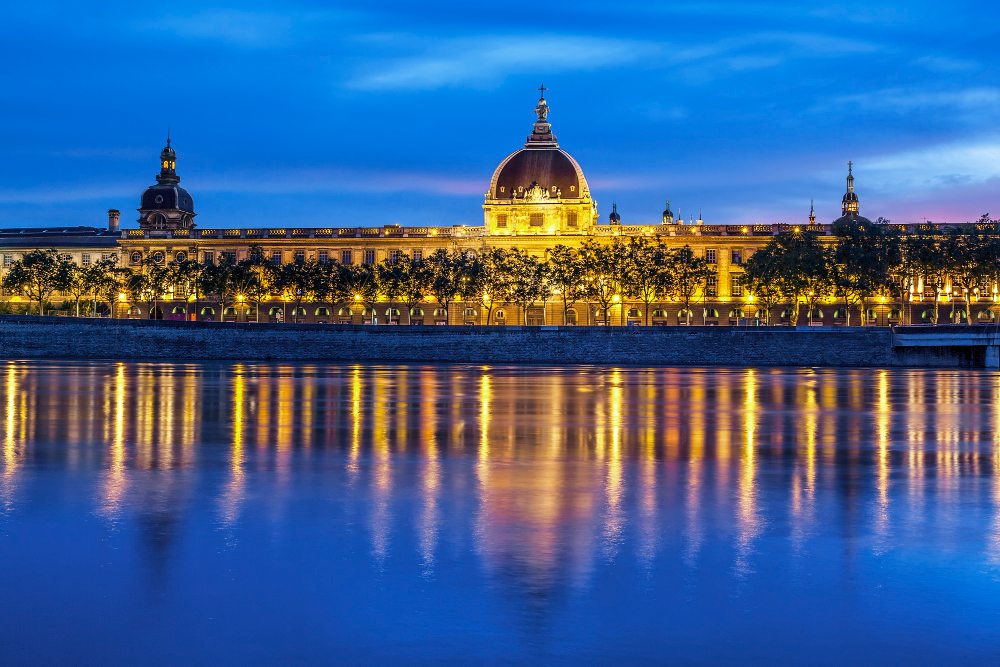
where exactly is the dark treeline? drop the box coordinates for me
[2,215,998,325]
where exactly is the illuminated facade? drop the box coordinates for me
[0,93,992,325]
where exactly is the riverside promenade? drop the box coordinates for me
[0,315,995,367]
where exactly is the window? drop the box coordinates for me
[294,251,305,264]
[363,249,376,265]
[413,250,422,261]
[130,251,142,265]
[731,249,743,266]
[496,214,507,228]
[221,251,237,264]
[341,249,353,265]
[706,248,717,264]
[318,251,329,264]
[567,212,578,228]
[706,274,718,297]
[731,274,743,297]
[151,251,165,264]
[101,253,114,262]
[271,251,282,265]
[529,213,543,227]
[203,251,214,265]
[81,254,91,266]
[3,255,12,267]
[174,251,187,263]
[388,250,401,264]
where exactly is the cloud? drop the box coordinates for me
[348,30,877,91]
[198,167,485,197]
[142,9,357,48]
[821,86,1000,114]
[859,137,1000,194]
[348,34,658,91]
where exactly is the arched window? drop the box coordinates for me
[677,309,693,324]
[464,307,478,317]
[651,309,667,319]
[433,308,447,317]
[151,251,165,264]
[920,309,934,321]
[315,306,331,317]
[865,308,877,320]
[704,308,719,318]
[130,251,142,264]
[292,307,307,316]
[565,308,578,325]
[729,308,744,319]
[171,306,186,314]
[224,306,237,316]
[174,251,187,262]
[495,309,507,321]
[337,307,353,317]
[385,307,401,316]
[978,309,996,321]
[833,308,848,319]
[627,307,641,318]
[806,307,822,319]
[269,306,284,316]
[888,308,902,320]
[200,306,216,316]
[410,307,424,317]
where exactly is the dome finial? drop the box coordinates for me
[525,86,557,148]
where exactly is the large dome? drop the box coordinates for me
[489,148,586,200]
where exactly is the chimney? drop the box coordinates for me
[107,209,120,233]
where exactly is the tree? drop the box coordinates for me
[55,258,95,317]
[941,226,996,324]
[169,257,205,321]
[666,245,711,325]
[578,239,625,325]
[622,237,672,325]
[91,258,130,318]
[832,217,896,325]
[770,230,830,325]
[470,247,509,324]
[275,259,321,323]
[742,245,783,325]
[1,249,65,315]
[503,248,551,325]
[350,263,381,324]
[910,231,947,324]
[426,249,464,324]
[546,244,588,325]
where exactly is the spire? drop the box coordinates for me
[809,199,816,225]
[157,133,179,185]
[841,161,859,216]
[525,85,558,148]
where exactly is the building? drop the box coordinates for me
[1,92,992,325]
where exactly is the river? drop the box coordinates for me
[1,362,999,663]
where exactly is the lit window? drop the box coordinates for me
[413,250,422,261]
[529,214,543,227]
[706,248,717,264]
[706,274,718,297]
[81,254,91,266]
[567,212,578,228]
[731,274,743,297]
[3,254,13,267]
[496,214,508,228]
[731,249,742,265]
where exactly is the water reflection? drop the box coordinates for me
[2,362,1000,661]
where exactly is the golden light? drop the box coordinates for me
[741,226,749,233]
[793,226,801,233]
[236,294,245,303]
[879,295,886,303]
[353,294,362,302]
[612,294,621,303]
[187,294,195,302]
[118,292,127,302]
[747,294,755,303]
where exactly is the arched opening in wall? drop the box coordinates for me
[463,307,478,325]
[223,306,238,321]
[978,309,996,321]
[833,308,848,324]
[951,308,968,324]
[565,308,578,325]
[170,305,187,321]
[780,308,796,325]
[315,306,331,323]
[433,308,448,325]
[291,306,307,322]
[677,309,693,326]
[410,307,424,325]
[200,306,216,322]
[627,307,642,326]
[96,303,110,318]
[148,213,167,230]
[526,306,544,326]
[920,308,935,322]
[888,307,903,324]
[703,307,719,325]
[148,306,163,320]
[865,308,878,325]
[269,306,285,323]
[728,308,744,325]
[385,307,401,324]
[592,307,608,326]
[128,306,142,318]
[806,307,823,325]
[651,309,668,326]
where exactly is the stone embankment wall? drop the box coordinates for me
[0,315,978,367]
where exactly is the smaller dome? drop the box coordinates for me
[141,184,195,213]
[609,202,621,224]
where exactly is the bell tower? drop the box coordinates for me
[138,133,197,231]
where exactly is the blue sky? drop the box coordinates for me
[0,1,997,229]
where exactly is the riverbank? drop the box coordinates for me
[0,315,989,367]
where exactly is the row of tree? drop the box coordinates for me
[2,215,998,325]
[744,215,1000,325]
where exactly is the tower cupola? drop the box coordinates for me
[841,161,860,216]
[662,199,674,224]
